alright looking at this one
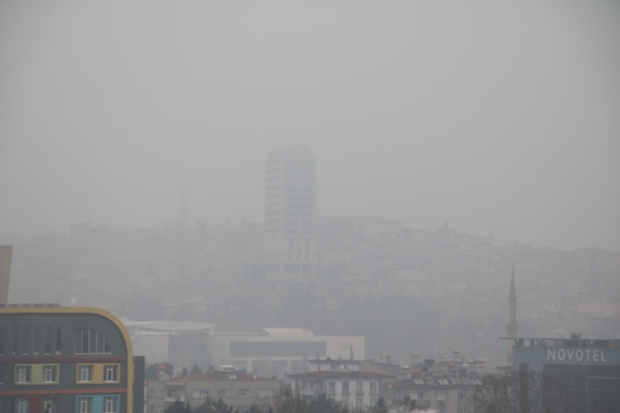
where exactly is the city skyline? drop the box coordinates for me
[1,2,620,251]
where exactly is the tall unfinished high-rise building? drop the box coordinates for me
[0,245,13,305]
[263,145,326,300]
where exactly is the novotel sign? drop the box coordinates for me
[547,348,608,363]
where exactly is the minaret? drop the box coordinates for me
[506,266,519,367]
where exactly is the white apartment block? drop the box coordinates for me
[290,368,388,410]
[263,145,327,300]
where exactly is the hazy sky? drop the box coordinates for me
[1,1,619,250]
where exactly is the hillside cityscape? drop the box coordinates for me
[3,146,619,373]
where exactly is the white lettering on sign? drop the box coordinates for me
[546,348,607,363]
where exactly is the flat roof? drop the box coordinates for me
[263,328,314,337]
[123,321,214,332]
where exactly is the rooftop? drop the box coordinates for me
[386,375,482,389]
[165,373,272,383]
[290,371,390,379]
[500,337,620,348]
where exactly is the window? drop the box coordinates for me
[237,406,250,413]
[22,327,29,354]
[371,397,377,406]
[33,328,41,355]
[437,391,446,401]
[44,327,52,355]
[16,399,29,413]
[103,397,118,413]
[75,329,111,355]
[0,326,5,354]
[42,365,57,383]
[418,392,426,400]
[78,365,93,383]
[193,389,209,398]
[356,397,362,407]
[370,381,377,393]
[77,397,92,413]
[55,328,62,354]
[0,367,3,383]
[258,389,273,398]
[356,381,363,392]
[218,389,229,398]
[458,391,465,400]
[238,389,249,397]
[328,382,335,393]
[104,365,118,382]
[342,381,349,393]
[16,366,31,384]
[41,398,57,413]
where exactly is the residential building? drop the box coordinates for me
[146,367,280,413]
[263,145,327,301]
[290,365,389,410]
[0,304,144,413]
[384,373,480,413]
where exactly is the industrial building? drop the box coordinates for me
[206,328,365,379]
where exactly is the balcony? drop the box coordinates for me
[299,389,322,397]
[164,397,184,403]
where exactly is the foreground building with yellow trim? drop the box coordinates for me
[0,305,144,413]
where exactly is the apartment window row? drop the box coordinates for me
[14,364,60,385]
[10,395,119,413]
[78,364,120,384]
[0,326,62,356]
[284,211,313,219]
[257,389,273,398]
[78,395,120,413]
[284,185,313,193]
[12,363,120,385]
[283,168,314,176]
[75,328,111,355]
[193,389,209,398]
[284,176,314,184]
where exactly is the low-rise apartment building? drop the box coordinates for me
[290,360,389,410]
[146,367,280,413]
[384,373,480,413]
